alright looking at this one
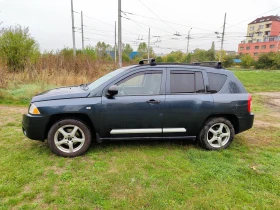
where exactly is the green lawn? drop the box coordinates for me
[1,70,280,209]
[232,70,280,93]
[1,94,280,209]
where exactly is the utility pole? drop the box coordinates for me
[81,11,85,51]
[118,0,122,67]
[148,28,150,62]
[220,13,227,61]
[115,21,117,63]
[187,28,192,53]
[71,0,76,57]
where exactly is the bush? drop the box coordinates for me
[240,54,255,68]
[0,25,40,71]
[255,52,280,70]
[223,55,234,68]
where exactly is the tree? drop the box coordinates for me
[123,44,133,56]
[95,42,112,59]
[206,41,215,61]
[0,25,40,71]
[137,42,147,52]
[240,54,255,68]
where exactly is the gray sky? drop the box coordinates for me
[1,0,280,54]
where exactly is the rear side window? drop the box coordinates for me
[170,71,205,93]
[207,73,227,93]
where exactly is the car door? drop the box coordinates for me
[100,68,166,139]
[162,67,213,137]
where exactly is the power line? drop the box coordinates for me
[226,6,280,29]
[137,0,177,32]
[121,10,216,33]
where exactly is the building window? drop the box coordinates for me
[254,52,258,56]
[248,33,253,37]
[246,46,250,50]
[250,26,254,30]
[261,45,266,49]
[248,40,252,43]
[240,47,244,51]
[270,45,275,49]
[258,25,264,29]
[256,32,263,36]
[266,24,271,28]
[265,31,271,36]
[255,46,259,49]
[256,39,262,42]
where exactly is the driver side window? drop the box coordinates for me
[116,72,162,96]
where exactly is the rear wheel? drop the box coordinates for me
[48,119,92,157]
[198,117,234,150]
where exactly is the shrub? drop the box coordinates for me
[240,54,255,68]
[0,25,40,72]
[255,52,280,70]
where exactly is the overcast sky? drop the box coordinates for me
[1,0,280,54]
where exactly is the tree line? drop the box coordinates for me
[0,25,280,71]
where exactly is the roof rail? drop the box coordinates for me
[192,61,222,69]
[138,60,223,69]
[139,58,156,66]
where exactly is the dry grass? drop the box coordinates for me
[1,54,127,88]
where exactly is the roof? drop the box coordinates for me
[249,15,280,25]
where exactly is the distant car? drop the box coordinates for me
[22,60,254,157]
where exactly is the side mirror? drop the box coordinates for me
[107,85,118,97]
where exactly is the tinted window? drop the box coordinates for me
[195,72,205,93]
[170,73,195,93]
[116,72,162,96]
[207,73,227,93]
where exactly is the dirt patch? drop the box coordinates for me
[255,92,280,108]
[254,120,280,128]
[0,105,27,114]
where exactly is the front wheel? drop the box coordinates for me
[198,117,235,150]
[48,119,92,157]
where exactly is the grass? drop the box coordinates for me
[1,93,280,209]
[0,83,56,105]
[232,70,280,92]
[1,69,280,209]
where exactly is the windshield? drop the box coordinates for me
[87,66,131,91]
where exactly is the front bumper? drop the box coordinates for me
[238,113,254,133]
[22,114,49,141]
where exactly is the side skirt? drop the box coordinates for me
[98,135,196,142]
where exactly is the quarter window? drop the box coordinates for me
[116,72,162,96]
[207,73,227,93]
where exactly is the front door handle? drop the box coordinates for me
[146,99,161,104]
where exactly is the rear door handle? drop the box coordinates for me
[146,99,161,104]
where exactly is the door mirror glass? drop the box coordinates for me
[107,85,118,97]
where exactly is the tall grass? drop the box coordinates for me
[1,54,123,88]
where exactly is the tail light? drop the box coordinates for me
[248,94,252,113]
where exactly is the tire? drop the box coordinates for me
[198,117,235,150]
[47,119,92,157]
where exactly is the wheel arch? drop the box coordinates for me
[45,113,96,139]
[201,114,240,134]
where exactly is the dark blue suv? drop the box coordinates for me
[22,60,254,157]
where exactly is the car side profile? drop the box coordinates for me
[22,60,254,157]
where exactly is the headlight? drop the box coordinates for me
[29,104,41,115]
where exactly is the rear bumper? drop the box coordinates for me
[238,113,254,133]
[22,114,49,141]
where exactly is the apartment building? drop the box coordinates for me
[238,15,280,57]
